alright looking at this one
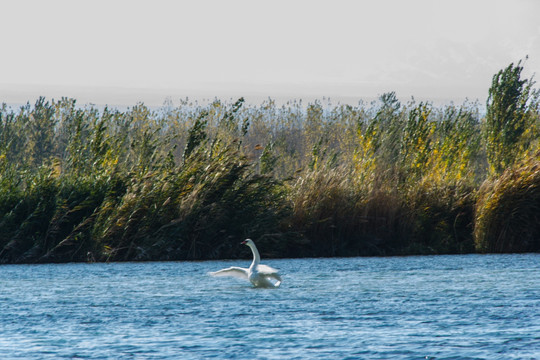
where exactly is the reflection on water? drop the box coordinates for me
[0,254,539,359]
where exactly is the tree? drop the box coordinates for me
[485,58,539,175]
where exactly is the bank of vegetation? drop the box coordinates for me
[0,61,538,263]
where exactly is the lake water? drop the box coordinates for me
[0,254,538,359]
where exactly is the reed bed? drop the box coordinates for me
[0,61,538,263]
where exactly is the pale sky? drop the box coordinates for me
[1,0,539,106]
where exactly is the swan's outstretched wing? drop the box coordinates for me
[265,272,282,287]
[256,264,282,287]
[209,267,249,280]
[256,264,279,275]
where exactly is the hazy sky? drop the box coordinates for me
[1,0,539,106]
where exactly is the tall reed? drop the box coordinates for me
[475,150,540,253]
[0,60,538,262]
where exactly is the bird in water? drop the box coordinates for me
[210,239,282,288]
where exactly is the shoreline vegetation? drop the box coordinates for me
[0,61,539,264]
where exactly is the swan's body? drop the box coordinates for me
[210,239,282,288]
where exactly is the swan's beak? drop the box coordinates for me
[241,240,247,245]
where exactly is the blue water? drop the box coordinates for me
[0,254,538,359]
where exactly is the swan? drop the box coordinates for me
[210,239,282,288]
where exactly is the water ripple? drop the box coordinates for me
[0,254,539,359]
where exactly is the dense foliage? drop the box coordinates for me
[0,62,539,263]
[475,150,540,253]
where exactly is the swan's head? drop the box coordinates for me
[241,239,255,247]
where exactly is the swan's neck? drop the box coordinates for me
[248,244,260,269]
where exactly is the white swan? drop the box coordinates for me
[210,239,282,288]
